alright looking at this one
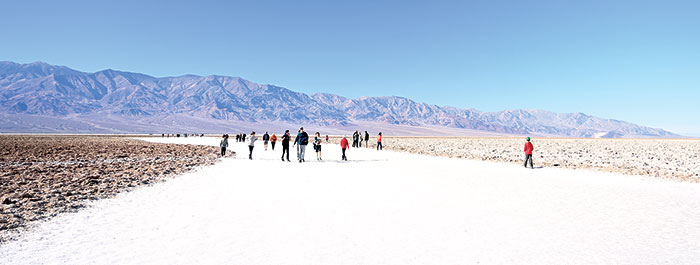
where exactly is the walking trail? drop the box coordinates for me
[2,137,699,264]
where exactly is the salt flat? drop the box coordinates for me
[1,137,699,264]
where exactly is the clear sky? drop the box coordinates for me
[2,0,699,136]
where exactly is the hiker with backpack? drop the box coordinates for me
[294,127,309,163]
[263,132,270,151]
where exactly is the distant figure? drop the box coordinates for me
[376,132,383,150]
[314,132,322,160]
[248,132,257,160]
[219,134,229,156]
[294,127,309,163]
[161,133,165,137]
[364,131,369,148]
[263,132,270,151]
[281,130,291,162]
[340,135,349,161]
[242,134,247,143]
[352,131,359,148]
[270,133,277,150]
[524,137,534,169]
[358,133,363,147]
[325,135,329,143]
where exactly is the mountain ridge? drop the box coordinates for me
[0,61,680,138]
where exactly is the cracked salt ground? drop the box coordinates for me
[2,137,700,264]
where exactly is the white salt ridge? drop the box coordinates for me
[1,137,699,264]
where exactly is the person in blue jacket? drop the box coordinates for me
[293,127,310,163]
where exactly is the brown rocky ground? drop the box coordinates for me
[0,135,218,242]
[326,136,700,182]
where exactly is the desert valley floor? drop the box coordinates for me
[1,137,699,264]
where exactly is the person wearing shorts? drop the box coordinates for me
[314,132,322,160]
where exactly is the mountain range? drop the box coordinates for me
[0,61,680,137]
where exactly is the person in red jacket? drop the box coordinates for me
[523,137,534,169]
[270,133,277,150]
[340,135,349,161]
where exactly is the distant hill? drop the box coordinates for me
[0,61,680,137]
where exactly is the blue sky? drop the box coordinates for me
[2,0,699,136]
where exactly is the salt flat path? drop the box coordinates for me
[2,137,699,264]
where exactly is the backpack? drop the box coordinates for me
[301,133,309,145]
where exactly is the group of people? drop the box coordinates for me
[219,128,385,162]
[273,127,317,163]
[351,131,370,148]
[220,130,535,168]
[161,133,204,138]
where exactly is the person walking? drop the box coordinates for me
[524,137,534,169]
[242,133,246,143]
[270,133,277,150]
[314,132,322,160]
[377,132,383,150]
[299,128,309,162]
[340,135,349,161]
[325,135,329,143]
[281,130,291,162]
[364,131,369,148]
[248,131,257,160]
[263,132,270,151]
[219,134,229,156]
[294,127,309,163]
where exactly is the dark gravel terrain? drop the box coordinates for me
[0,135,218,242]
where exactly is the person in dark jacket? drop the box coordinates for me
[352,131,359,148]
[242,133,247,143]
[219,134,229,156]
[294,127,309,163]
[524,137,534,169]
[364,131,370,148]
[281,130,291,162]
[263,132,270,151]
